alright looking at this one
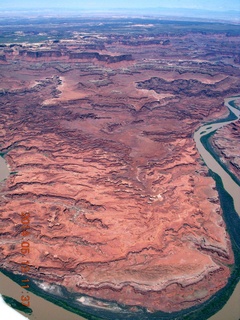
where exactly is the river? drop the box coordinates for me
[194,96,240,216]
[0,272,86,320]
[194,96,240,320]
[0,96,240,319]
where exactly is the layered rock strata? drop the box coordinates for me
[0,22,239,314]
[211,117,240,181]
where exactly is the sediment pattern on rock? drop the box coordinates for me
[0,20,239,313]
[211,116,240,181]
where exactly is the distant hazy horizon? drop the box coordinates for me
[0,0,240,11]
[0,0,239,23]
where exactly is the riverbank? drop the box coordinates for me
[194,96,240,320]
[194,97,240,216]
[0,271,88,320]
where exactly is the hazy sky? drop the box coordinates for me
[1,0,240,11]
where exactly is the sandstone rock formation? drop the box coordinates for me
[211,117,240,181]
[0,18,239,316]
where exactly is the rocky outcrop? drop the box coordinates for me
[120,39,170,46]
[0,54,6,61]
[26,50,62,58]
[12,49,132,63]
[234,55,240,64]
[137,77,240,97]
[84,44,105,50]
[68,51,133,62]
[211,118,240,180]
